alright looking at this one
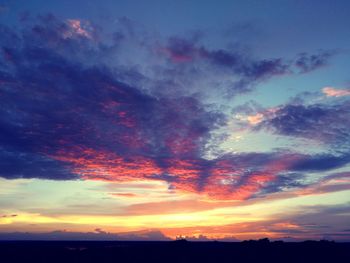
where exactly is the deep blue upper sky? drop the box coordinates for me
[3,0,350,52]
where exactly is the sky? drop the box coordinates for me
[0,0,350,241]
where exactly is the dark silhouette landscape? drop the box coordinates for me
[1,239,349,263]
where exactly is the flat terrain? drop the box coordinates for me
[1,240,349,263]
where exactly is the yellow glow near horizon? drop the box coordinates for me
[1,176,350,240]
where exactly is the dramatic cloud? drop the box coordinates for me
[0,15,346,201]
[0,16,224,178]
[257,101,350,146]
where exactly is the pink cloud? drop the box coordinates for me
[158,47,194,63]
[63,19,92,39]
[237,107,280,126]
[322,86,350,97]
[247,113,264,125]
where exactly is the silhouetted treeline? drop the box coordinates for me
[0,239,349,263]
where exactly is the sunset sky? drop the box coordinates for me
[1,0,350,241]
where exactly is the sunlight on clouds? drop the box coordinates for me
[322,86,350,97]
[1,176,349,239]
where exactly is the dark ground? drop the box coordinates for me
[1,240,349,263]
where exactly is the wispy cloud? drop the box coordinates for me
[256,101,350,147]
[322,86,350,97]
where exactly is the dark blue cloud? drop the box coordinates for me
[257,102,350,146]
[162,37,334,95]
[290,153,350,172]
[0,16,225,181]
[163,37,289,94]
[294,50,335,73]
[256,173,305,195]
[0,149,77,180]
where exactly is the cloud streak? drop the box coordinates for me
[160,37,335,95]
[322,86,350,97]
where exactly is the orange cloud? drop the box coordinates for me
[51,147,163,182]
[237,107,280,126]
[49,147,306,201]
[110,193,140,198]
[247,113,264,125]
